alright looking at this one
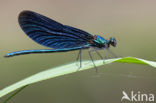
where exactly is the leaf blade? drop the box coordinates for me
[0,57,156,98]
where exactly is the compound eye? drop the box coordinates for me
[110,40,114,44]
[111,40,116,46]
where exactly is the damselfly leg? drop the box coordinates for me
[76,49,82,69]
[106,49,121,58]
[88,50,98,72]
[94,50,103,60]
[94,50,106,64]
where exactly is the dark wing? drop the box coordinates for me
[18,10,93,49]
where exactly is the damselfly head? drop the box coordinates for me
[108,37,117,47]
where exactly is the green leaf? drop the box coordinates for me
[0,57,156,99]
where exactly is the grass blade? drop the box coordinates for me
[0,57,156,100]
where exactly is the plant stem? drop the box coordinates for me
[2,85,28,103]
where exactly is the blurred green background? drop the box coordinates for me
[0,0,156,103]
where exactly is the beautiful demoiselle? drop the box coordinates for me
[5,10,117,69]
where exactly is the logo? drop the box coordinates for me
[121,91,154,102]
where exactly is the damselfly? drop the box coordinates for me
[5,11,117,70]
